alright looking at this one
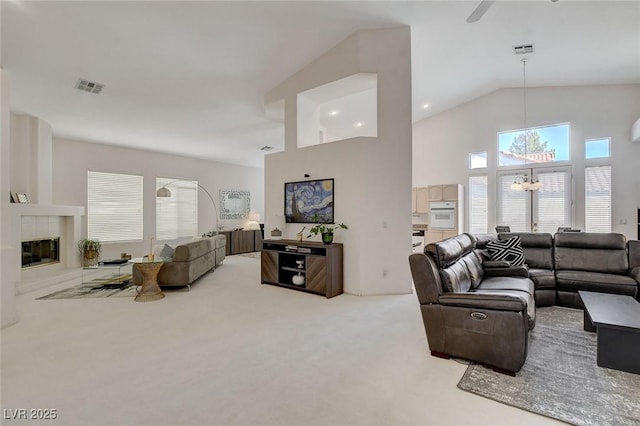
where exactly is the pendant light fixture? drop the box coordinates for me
[511,57,542,191]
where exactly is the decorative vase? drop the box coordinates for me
[83,249,99,267]
[292,273,305,285]
[321,232,333,244]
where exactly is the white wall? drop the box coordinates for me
[52,138,264,260]
[413,84,640,239]
[1,69,19,328]
[264,27,413,295]
[10,114,53,204]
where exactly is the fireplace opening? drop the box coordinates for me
[22,238,60,268]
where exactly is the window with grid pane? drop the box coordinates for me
[156,178,198,240]
[87,171,143,242]
[585,165,611,232]
[469,175,488,233]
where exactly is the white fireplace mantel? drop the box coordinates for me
[11,203,85,293]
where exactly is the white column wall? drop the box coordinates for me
[9,114,53,204]
[264,27,412,295]
[1,69,19,328]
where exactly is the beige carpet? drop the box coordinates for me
[458,306,640,426]
[2,255,562,426]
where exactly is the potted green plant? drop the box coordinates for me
[78,239,102,266]
[306,215,347,244]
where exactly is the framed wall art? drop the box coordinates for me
[284,178,334,224]
[219,190,250,220]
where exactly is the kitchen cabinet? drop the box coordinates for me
[427,184,461,201]
[426,183,464,237]
[412,187,429,213]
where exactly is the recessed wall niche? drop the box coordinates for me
[296,73,377,148]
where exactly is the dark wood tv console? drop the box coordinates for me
[261,239,343,298]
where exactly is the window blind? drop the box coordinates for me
[469,175,488,233]
[497,171,530,232]
[585,165,611,232]
[87,171,143,242]
[533,168,572,233]
[156,178,198,240]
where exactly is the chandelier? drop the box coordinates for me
[511,57,542,192]
[511,174,543,191]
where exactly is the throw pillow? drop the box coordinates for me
[486,236,526,266]
[159,243,175,261]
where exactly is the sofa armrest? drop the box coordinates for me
[629,240,640,270]
[484,260,511,268]
[439,292,526,312]
[630,266,640,285]
[484,264,529,278]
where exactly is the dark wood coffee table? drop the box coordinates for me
[579,291,640,374]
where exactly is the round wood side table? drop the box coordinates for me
[133,261,165,302]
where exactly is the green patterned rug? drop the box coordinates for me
[458,306,640,425]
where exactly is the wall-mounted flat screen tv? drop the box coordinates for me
[284,178,334,224]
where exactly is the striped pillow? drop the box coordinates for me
[486,236,526,266]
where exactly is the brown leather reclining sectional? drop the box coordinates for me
[408,232,640,375]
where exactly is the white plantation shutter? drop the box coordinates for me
[585,165,611,232]
[497,171,530,232]
[87,171,143,242]
[156,178,198,240]
[469,175,488,233]
[533,167,572,233]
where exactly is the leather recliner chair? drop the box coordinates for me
[409,233,535,375]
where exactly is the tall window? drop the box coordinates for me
[469,175,488,233]
[584,138,611,233]
[87,171,143,242]
[156,178,198,240]
[585,166,611,233]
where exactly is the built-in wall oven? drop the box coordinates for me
[429,201,456,230]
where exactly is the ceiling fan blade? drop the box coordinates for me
[466,0,495,23]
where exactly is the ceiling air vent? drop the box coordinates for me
[74,78,104,94]
[513,44,534,55]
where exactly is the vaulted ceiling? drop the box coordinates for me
[2,1,639,168]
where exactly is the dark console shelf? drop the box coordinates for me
[261,239,343,298]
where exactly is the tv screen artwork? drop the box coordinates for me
[284,178,334,224]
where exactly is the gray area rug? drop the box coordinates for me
[458,306,640,425]
[37,283,137,299]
